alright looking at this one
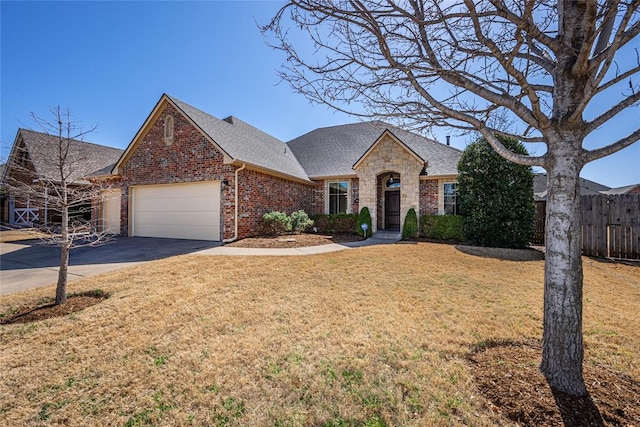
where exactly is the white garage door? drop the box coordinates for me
[131,181,221,241]
[101,189,121,233]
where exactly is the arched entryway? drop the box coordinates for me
[377,172,401,231]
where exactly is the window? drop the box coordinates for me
[443,182,460,215]
[328,181,349,214]
[386,177,401,188]
[164,115,174,142]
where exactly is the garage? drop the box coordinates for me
[101,189,121,233]
[130,181,221,241]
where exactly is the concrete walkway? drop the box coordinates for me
[196,236,401,256]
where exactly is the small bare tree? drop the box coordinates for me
[264,1,639,396]
[3,107,115,305]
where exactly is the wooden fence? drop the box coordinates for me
[533,201,546,245]
[534,194,640,260]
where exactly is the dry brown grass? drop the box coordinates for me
[0,229,49,243]
[0,242,638,426]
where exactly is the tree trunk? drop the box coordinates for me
[540,152,586,396]
[55,206,69,305]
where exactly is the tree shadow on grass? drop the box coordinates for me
[455,244,545,261]
[0,290,108,324]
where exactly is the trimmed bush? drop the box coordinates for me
[402,208,419,239]
[457,135,535,248]
[310,213,357,234]
[290,210,314,233]
[356,207,372,237]
[420,215,463,241]
[259,211,291,236]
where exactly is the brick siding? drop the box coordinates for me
[419,179,439,217]
[236,169,313,238]
[119,103,315,240]
[309,178,359,215]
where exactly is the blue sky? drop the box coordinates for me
[1,1,638,188]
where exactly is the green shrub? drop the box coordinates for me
[310,213,357,234]
[260,211,291,236]
[356,207,372,237]
[290,210,314,233]
[420,215,463,241]
[457,135,534,248]
[402,208,419,239]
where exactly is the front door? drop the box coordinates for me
[385,191,400,230]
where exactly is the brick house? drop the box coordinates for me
[102,94,463,241]
[1,129,123,227]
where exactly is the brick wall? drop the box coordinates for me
[419,178,439,217]
[236,169,313,238]
[309,178,359,215]
[311,180,326,215]
[628,186,640,195]
[118,103,315,240]
[120,104,235,237]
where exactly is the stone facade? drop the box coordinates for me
[354,133,424,232]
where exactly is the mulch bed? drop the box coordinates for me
[469,341,640,426]
[226,233,364,248]
[0,290,109,325]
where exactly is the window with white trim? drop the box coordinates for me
[328,181,349,214]
[443,182,460,215]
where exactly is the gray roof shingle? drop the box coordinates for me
[15,129,124,184]
[287,121,462,178]
[168,96,310,182]
[533,173,611,201]
[600,184,639,195]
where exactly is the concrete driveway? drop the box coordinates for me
[0,237,220,295]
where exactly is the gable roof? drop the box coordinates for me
[287,121,461,178]
[601,184,640,195]
[115,94,310,182]
[352,129,425,170]
[533,173,611,201]
[6,129,123,185]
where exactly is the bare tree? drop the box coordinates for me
[264,1,640,396]
[3,107,116,305]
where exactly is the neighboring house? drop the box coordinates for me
[533,173,611,201]
[601,184,640,195]
[104,94,462,241]
[1,129,123,227]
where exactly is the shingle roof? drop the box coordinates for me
[601,184,639,195]
[533,173,611,201]
[168,96,310,182]
[15,129,123,184]
[287,121,461,178]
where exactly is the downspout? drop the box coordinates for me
[223,163,246,243]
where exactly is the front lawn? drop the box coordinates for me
[1,242,638,425]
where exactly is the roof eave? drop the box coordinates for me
[307,173,359,181]
[231,160,314,185]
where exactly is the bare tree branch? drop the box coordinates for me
[584,127,640,162]
[264,0,640,397]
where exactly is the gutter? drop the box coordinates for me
[223,163,246,243]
